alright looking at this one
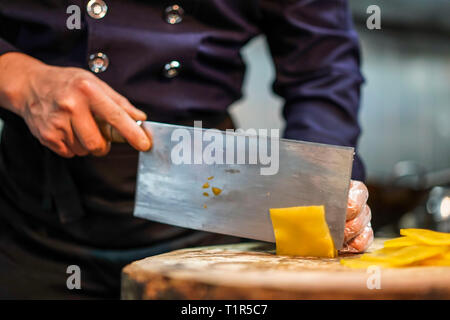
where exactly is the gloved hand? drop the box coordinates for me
[339,180,374,253]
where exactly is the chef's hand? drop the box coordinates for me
[339,180,374,253]
[0,52,151,157]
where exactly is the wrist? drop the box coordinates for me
[0,52,45,117]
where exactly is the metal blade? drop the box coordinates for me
[134,121,353,249]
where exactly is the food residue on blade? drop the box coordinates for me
[201,177,222,204]
[225,169,240,174]
[212,187,222,196]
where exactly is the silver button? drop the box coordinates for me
[163,60,181,78]
[89,53,109,73]
[164,5,184,24]
[87,0,108,19]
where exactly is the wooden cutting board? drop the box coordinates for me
[121,239,450,299]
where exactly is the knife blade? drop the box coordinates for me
[132,121,353,249]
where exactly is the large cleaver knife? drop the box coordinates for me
[122,121,354,249]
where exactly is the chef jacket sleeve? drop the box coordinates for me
[0,38,18,56]
[259,0,366,180]
[0,11,20,56]
[0,32,21,121]
[0,14,21,123]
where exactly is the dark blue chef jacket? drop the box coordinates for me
[0,0,365,298]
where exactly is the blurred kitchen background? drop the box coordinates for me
[228,0,450,235]
[0,0,448,235]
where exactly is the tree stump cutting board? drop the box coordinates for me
[121,239,450,299]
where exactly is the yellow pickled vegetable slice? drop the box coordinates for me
[269,205,336,258]
[400,228,450,246]
[359,247,400,259]
[359,245,447,266]
[420,251,450,266]
[383,236,420,248]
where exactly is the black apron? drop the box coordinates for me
[0,109,243,299]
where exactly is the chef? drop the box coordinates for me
[0,0,373,298]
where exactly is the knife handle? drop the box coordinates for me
[96,119,143,143]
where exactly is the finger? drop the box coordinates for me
[68,136,89,157]
[61,119,89,157]
[43,139,75,158]
[38,126,75,158]
[340,225,374,254]
[142,123,153,150]
[71,107,110,157]
[97,79,147,121]
[346,180,369,221]
[344,205,372,243]
[80,80,151,151]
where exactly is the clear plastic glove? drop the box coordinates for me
[344,204,371,243]
[339,180,374,254]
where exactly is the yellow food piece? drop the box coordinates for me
[341,229,450,269]
[383,236,420,248]
[269,205,336,258]
[359,247,400,259]
[400,229,450,246]
[203,192,209,197]
[420,251,450,266]
[359,245,447,266]
[207,176,214,180]
[212,187,222,196]
[202,182,210,189]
